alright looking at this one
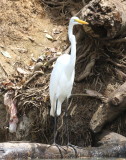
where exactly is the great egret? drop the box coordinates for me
[49,17,88,145]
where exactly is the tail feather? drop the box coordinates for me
[56,100,61,116]
[50,100,61,117]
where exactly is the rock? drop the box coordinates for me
[96,130,126,146]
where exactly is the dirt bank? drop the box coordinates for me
[0,0,126,148]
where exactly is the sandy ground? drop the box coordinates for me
[0,0,68,79]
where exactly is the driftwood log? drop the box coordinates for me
[90,81,126,133]
[77,0,126,39]
[1,141,126,159]
[0,130,126,159]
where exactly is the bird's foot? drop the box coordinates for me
[47,143,66,158]
[67,143,78,158]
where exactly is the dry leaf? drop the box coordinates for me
[1,50,11,58]
[17,67,30,75]
[45,34,53,40]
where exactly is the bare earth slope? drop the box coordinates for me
[0,0,67,78]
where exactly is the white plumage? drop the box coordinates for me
[50,54,75,116]
[49,17,88,117]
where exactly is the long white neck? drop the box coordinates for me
[67,23,76,76]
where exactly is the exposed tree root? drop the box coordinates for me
[72,0,126,83]
[76,52,96,81]
[115,68,126,81]
[76,44,92,63]
[71,89,107,103]
[90,81,126,133]
[107,59,126,69]
[57,99,73,131]
[110,37,126,43]
[96,130,126,146]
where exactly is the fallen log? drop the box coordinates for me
[90,81,126,133]
[1,141,126,159]
[77,0,126,39]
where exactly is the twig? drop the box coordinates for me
[0,62,8,76]
[70,104,77,116]
[45,57,58,67]
[42,0,70,7]
[108,59,126,69]
[110,37,126,43]
[85,89,108,103]
[23,71,44,88]
[71,89,107,103]
[71,93,88,97]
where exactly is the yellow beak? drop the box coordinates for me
[75,19,89,25]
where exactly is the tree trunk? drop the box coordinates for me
[77,0,126,39]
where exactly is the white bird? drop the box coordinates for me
[49,16,88,144]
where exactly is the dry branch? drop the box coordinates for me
[90,81,126,133]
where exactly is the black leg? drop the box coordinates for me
[47,99,65,158]
[65,98,78,158]
[65,99,69,144]
[54,99,67,153]
[53,99,58,144]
